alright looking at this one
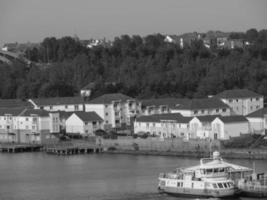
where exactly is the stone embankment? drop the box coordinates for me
[101,137,267,159]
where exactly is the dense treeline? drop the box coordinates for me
[0,29,267,100]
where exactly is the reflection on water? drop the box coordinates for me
[0,153,265,200]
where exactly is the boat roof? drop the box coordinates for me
[183,158,252,173]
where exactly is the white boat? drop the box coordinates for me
[158,151,251,198]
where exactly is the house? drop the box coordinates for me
[65,112,103,136]
[170,98,230,117]
[141,98,188,116]
[29,97,85,112]
[52,111,73,133]
[215,89,264,115]
[0,108,60,144]
[246,108,267,135]
[134,113,192,138]
[80,83,95,99]
[189,115,219,139]
[211,116,249,140]
[85,93,141,129]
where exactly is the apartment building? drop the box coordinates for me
[170,98,230,117]
[141,98,188,115]
[85,93,141,129]
[134,113,192,138]
[65,112,103,136]
[29,97,84,112]
[246,108,267,135]
[215,89,264,116]
[0,108,59,144]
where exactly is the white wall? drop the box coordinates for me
[247,117,265,135]
[66,114,84,134]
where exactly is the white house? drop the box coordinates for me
[215,89,264,116]
[29,97,84,112]
[0,108,60,144]
[65,112,103,136]
[171,98,230,117]
[246,108,267,135]
[85,93,141,129]
[134,113,192,139]
[211,116,249,140]
[189,115,219,139]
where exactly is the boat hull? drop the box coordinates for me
[158,186,236,198]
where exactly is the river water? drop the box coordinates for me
[0,153,266,200]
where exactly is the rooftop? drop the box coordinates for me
[20,109,50,117]
[0,99,33,109]
[136,113,192,123]
[218,115,248,123]
[141,98,188,108]
[73,111,103,122]
[174,98,229,110]
[88,93,135,104]
[30,96,84,106]
[0,108,26,116]
[246,108,267,118]
[195,115,221,123]
[215,89,262,99]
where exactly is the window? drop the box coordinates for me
[74,105,79,111]
[26,118,29,121]
[229,99,233,103]
[153,123,155,127]
[65,105,68,109]
[194,110,198,114]
[105,104,108,108]
[92,121,97,125]
[236,99,238,102]
[201,110,205,114]
[223,183,228,188]
[105,121,108,124]
[222,108,226,112]
[85,122,88,125]
[50,106,53,110]
[218,183,223,188]
[216,109,219,113]
[177,182,180,187]
[105,112,108,116]
[213,183,218,188]
[256,97,259,101]
[250,98,253,101]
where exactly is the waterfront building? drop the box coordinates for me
[134,113,192,138]
[0,108,59,144]
[170,98,230,117]
[215,89,264,116]
[85,93,141,129]
[189,115,219,139]
[65,112,103,136]
[29,97,84,112]
[246,108,267,135]
[141,98,188,116]
[211,116,249,140]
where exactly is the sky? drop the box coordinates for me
[0,0,266,46]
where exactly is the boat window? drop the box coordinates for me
[223,183,228,188]
[227,182,231,188]
[181,182,183,187]
[206,169,213,174]
[218,183,223,188]
[214,168,218,173]
[177,182,180,187]
[229,182,233,187]
[219,168,224,172]
[213,183,218,188]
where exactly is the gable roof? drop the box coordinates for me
[218,115,248,123]
[215,89,262,99]
[0,108,26,116]
[141,98,188,108]
[246,108,267,118]
[0,99,33,109]
[174,98,229,110]
[88,93,135,104]
[195,115,221,123]
[20,109,50,117]
[73,111,103,122]
[30,97,84,106]
[136,113,192,123]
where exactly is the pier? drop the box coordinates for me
[0,143,43,153]
[45,140,103,155]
